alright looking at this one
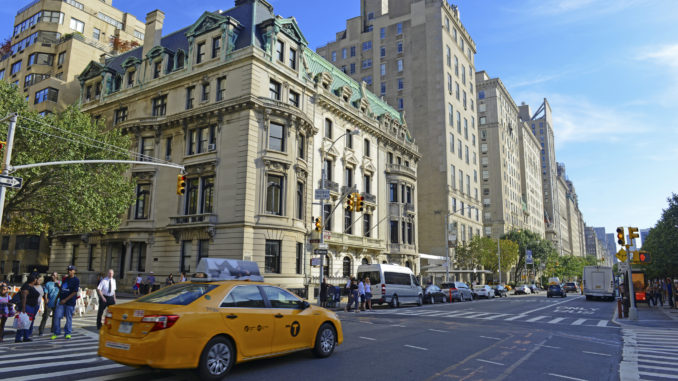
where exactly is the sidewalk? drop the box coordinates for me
[612,300,678,328]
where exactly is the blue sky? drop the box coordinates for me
[3,0,677,240]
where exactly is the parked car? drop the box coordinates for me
[473,285,495,299]
[440,282,473,302]
[547,284,567,298]
[423,285,448,304]
[493,285,508,298]
[514,285,532,295]
[528,284,541,294]
[563,282,579,293]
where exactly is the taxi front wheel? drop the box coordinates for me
[199,336,234,380]
[312,323,336,358]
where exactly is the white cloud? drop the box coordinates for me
[636,44,678,69]
[518,0,647,18]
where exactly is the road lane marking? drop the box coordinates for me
[404,344,428,351]
[539,345,561,349]
[526,315,548,322]
[462,313,493,319]
[359,336,376,341]
[596,320,608,327]
[639,371,678,379]
[390,324,406,327]
[521,295,582,315]
[477,359,504,366]
[548,317,565,324]
[583,351,611,357]
[428,329,447,333]
[479,336,502,340]
[505,315,527,321]
[548,373,588,381]
[572,318,587,325]
[3,363,127,381]
[480,313,509,320]
[639,354,678,360]
[1,344,98,359]
[638,364,678,372]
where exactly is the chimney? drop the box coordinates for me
[142,10,165,58]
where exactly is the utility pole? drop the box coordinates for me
[0,113,18,232]
[497,237,501,285]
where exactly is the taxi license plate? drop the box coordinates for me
[105,341,130,350]
[118,321,133,334]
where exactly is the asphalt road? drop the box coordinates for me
[0,292,623,381]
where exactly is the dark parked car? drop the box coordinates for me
[493,285,508,297]
[441,282,473,302]
[423,285,448,304]
[563,282,579,293]
[547,284,567,298]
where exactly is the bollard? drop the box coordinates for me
[449,289,453,303]
[617,299,623,319]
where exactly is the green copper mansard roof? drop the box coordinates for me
[303,48,404,126]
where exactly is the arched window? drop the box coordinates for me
[361,258,369,265]
[342,256,351,277]
[405,260,411,269]
[176,50,186,70]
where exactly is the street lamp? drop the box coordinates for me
[316,127,360,306]
[437,205,478,283]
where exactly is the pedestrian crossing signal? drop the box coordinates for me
[638,250,651,264]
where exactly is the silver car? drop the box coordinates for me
[441,282,473,302]
[473,285,495,299]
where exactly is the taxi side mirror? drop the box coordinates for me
[300,301,310,309]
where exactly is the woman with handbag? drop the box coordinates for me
[16,275,40,342]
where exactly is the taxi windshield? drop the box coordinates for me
[136,283,218,305]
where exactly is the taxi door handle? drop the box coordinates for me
[226,314,238,319]
[274,314,284,318]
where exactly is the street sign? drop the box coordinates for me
[314,249,328,255]
[0,174,22,189]
[309,239,320,244]
[318,243,328,250]
[525,249,533,265]
[311,257,321,266]
[619,262,629,272]
[314,189,330,200]
[616,248,627,262]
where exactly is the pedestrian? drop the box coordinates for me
[344,277,353,312]
[133,274,142,296]
[358,278,366,311]
[96,269,117,330]
[16,275,40,342]
[364,277,373,311]
[39,275,59,336]
[34,276,45,313]
[666,278,675,309]
[165,273,175,286]
[146,272,156,294]
[0,283,15,343]
[179,272,187,283]
[52,265,79,340]
[30,268,39,280]
[673,280,678,309]
[646,284,655,307]
[319,278,328,308]
[350,278,359,313]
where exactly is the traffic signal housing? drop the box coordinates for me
[345,193,355,212]
[314,217,322,232]
[628,227,639,242]
[356,194,365,212]
[638,250,651,264]
[176,174,186,195]
[616,227,625,246]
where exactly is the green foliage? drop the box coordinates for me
[503,229,558,281]
[641,193,678,278]
[0,81,135,235]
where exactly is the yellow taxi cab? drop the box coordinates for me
[98,259,343,380]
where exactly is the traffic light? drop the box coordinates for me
[638,250,651,263]
[356,194,365,212]
[616,227,625,246]
[628,227,639,243]
[176,174,186,195]
[314,217,322,232]
[345,193,355,212]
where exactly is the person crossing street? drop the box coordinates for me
[96,269,117,330]
[52,265,79,340]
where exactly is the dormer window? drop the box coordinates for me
[197,42,205,64]
[127,71,135,87]
[212,37,221,58]
[153,61,161,79]
[176,50,185,70]
[276,40,284,62]
[289,48,297,69]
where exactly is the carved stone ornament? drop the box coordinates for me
[264,159,290,173]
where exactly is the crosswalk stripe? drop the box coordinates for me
[548,317,565,324]
[479,313,509,320]
[3,363,127,381]
[638,358,678,365]
[636,344,678,350]
[1,344,98,359]
[505,315,526,321]
[10,351,96,365]
[461,313,493,319]
[638,354,678,361]
[638,371,678,379]
[572,319,587,325]
[3,357,102,372]
[596,320,608,327]
[526,316,547,322]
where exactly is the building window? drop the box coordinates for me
[346,129,353,149]
[269,122,285,152]
[364,174,371,194]
[398,98,404,109]
[324,118,333,139]
[297,134,305,159]
[350,46,356,56]
[11,61,22,75]
[139,137,154,161]
[197,240,209,266]
[266,175,283,215]
[380,46,386,57]
[380,83,386,94]
[180,240,192,273]
[153,61,161,78]
[187,125,216,155]
[152,95,167,116]
[289,48,297,69]
[34,87,58,104]
[114,107,128,125]
[389,183,398,202]
[350,63,355,74]
[390,221,399,243]
[93,27,100,40]
[186,86,195,109]
[165,137,172,160]
[184,177,199,214]
[87,245,95,271]
[331,51,336,62]
[213,77,225,101]
[480,116,486,125]
[265,240,281,273]
[323,204,332,231]
[363,214,371,237]
[398,78,404,90]
[126,71,134,87]
[380,63,386,76]
[276,40,284,61]
[0,70,4,80]
[362,59,372,69]
[363,76,373,85]
[342,257,351,277]
[342,48,347,59]
[296,243,303,274]
[196,42,205,63]
[396,23,403,35]
[388,152,393,164]
[397,41,403,53]
[296,181,304,220]
[397,59,403,72]
[289,90,299,107]
[201,176,214,213]
[269,80,281,100]
[345,209,353,234]
[362,41,372,51]
[201,82,210,101]
[364,139,370,157]
[28,53,54,66]
[134,184,151,219]
[380,27,385,39]
[324,159,333,182]
[69,18,84,33]
[212,37,221,58]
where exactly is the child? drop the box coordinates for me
[0,284,15,343]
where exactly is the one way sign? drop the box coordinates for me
[0,174,23,189]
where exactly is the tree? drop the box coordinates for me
[503,229,558,281]
[0,81,135,235]
[641,193,678,278]
[0,37,11,56]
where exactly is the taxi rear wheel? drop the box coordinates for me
[198,336,234,380]
[313,323,336,358]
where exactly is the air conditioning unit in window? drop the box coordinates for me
[208,143,217,151]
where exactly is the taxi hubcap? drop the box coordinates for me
[320,328,335,353]
[207,343,231,375]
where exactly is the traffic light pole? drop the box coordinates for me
[0,113,18,233]
[625,246,638,321]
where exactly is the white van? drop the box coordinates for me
[357,264,423,307]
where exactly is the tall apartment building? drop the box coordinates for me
[606,233,617,260]
[0,0,145,114]
[475,71,526,237]
[557,163,585,256]
[318,0,482,275]
[640,228,650,247]
[0,0,144,282]
[49,0,419,292]
[593,226,611,258]
[519,99,561,251]
[518,111,545,237]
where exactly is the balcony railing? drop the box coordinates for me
[169,213,217,225]
[362,192,376,203]
[319,179,339,193]
[386,163,416,178]
[405,203,415,213]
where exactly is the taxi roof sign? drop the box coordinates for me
[193,258,263,282]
